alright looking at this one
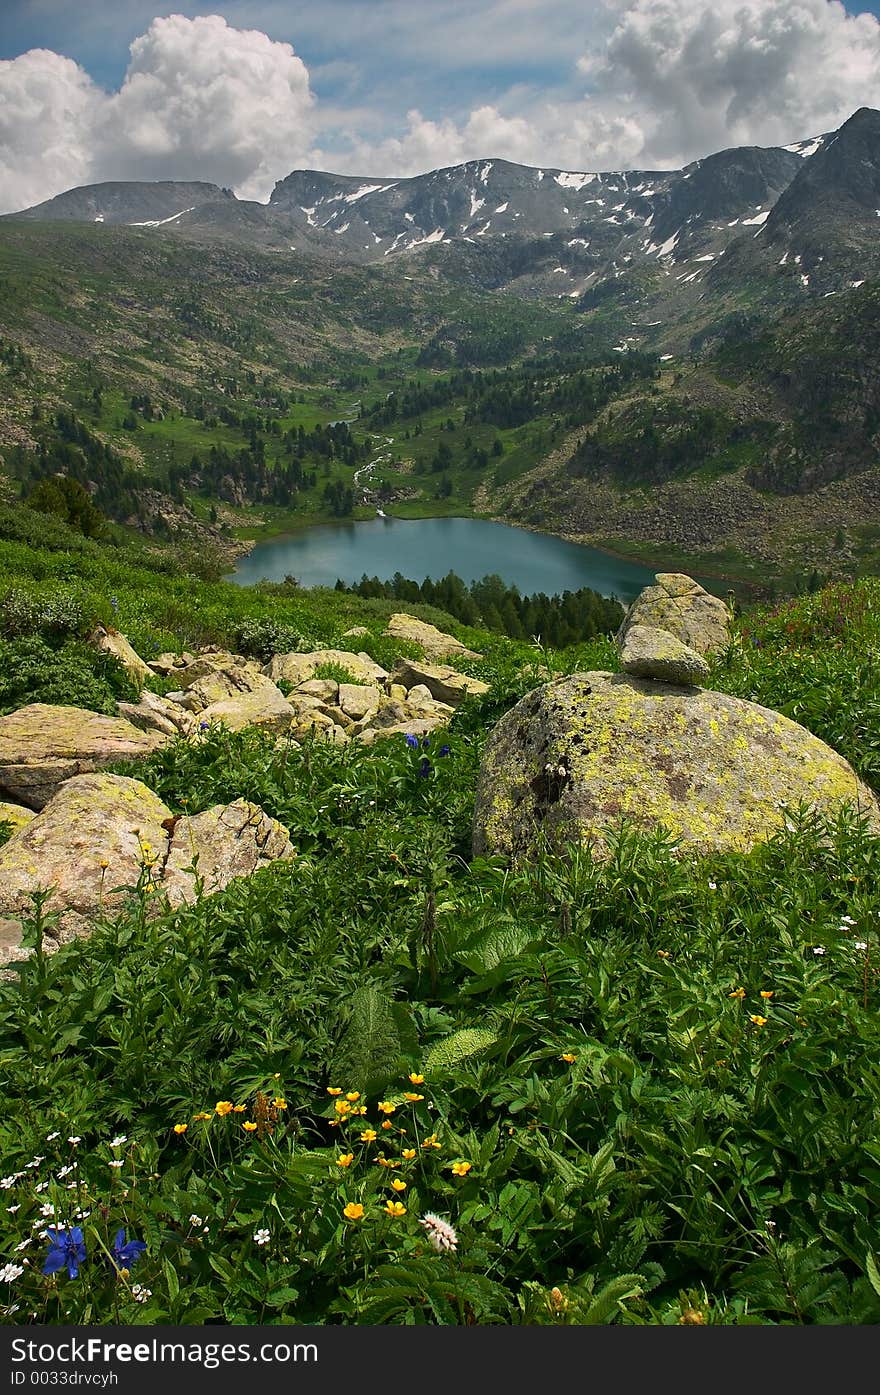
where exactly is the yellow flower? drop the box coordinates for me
[560,1053,577,1064]
[749,1014,768,1027]
[232,1105,246,1114]
[214,1101,233,1116]
[346,1092,361,1102]
[402,1148,416,1160]
[377,1156,393,1167]
[192,1111,212,1121]
[390,1178,407,1192]
[760,990,774,1000]
[384,1201,407,1217]
[343,1202,364,1222]
[336,1153,354,1168]
[408,1073,425,1085]
[657,950,670,959]
[381,1120,393,1130]
[173,1123,188,1135]
[728,988,746,1000]
[403,1092,424,1102]
[334,1100,352,1116]
[242,1121,258,1132]
[327,1087,342,1097]
[377,1101,397,1115]
[273,1098,287,1110]
[450,1161,472,1177]
[360,1129,377,1143]
[422,1134,441,1149]
[353,1106,368,1116]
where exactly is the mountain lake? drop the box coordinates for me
[230,515,709,603]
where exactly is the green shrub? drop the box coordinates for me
[0,636,139,714]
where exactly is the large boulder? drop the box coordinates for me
[161,800,296,907]
[198,683,294,735]
[89,626,151,688]
[267,650,387,687]
[0,801,36,834]
[118,690,197,739]
[0,773,173,946]
[0,704,166,810]
[389,658,489,706]
[473,671,880,860]
[619,625,709,687]
[617,574,730,657]
[384,614,480,661]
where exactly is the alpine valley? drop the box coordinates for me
[3,106,880,588]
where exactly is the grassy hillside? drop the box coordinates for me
[0,518,879,1324]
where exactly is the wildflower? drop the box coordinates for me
[346,1092,361,1102]
[343,1203,365,1222]
[841,915,856,926]
[45,1133,60,1143]
[27,1158,45,1168]
[405,734,419,749]
[111,1230,146,1272]
[422,1134,441,1149]
[131,1285,151,1303]
[438,745,451,758]
[0,1179,16,1190]
[199,720,209,733]
[42,1226,87,1279]
[273,1098,287,1110]
[384,1201,407,1218]
[214,1102,233,1116]
[404,1092,424,1102]
[749,1015,768,1027]
[253,1229,270,1246]
[193,1112,212,1121]
[107,1160,124,1169]
[56,1166,74,1179]
[418,758,431,778]
[408,1073,425,1085]
[728,988,746,999]
[242,1122,258,1133]
[450,1161,472,1177]
[327,1087,343,1097]
[813,947,827,956]
[360,1129,377,1142]
[419,1213,457,1253]
[549,1287,568,1312]
[381,1120,393,1130]
[708,881,717,891]
[402,1148,416,1160]
[39,1203,56,1218]
[560,1053,577,1063]
[657,950,670,959]
[391,1178,407,1192]
[173,1124,188,1135]
[353,1105,368,1115]
[232,1105,246,1114]
[0,1264,24,1284]
[6,1205,20,1214]
[760,990,774,1000]
[334,1100,352,1116]
[855,940,868,951]
[336,1153,354,1168]
[15,1239,31,1251]
[67,1139,80,1147]
[188,1216,203,1227]
[377,1101,397,1115]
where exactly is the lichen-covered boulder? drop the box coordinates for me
[89,625,151,688]
[267,650,387,687]
[384,614,480,661]
[618,574,730,656]
[161,800,296,907]
[0,801,36,833]
[473,671,880,860]
[389,658,489,706]
[118,690,197,739]
[619,625,710,686]
[0,704,166,810]
[198,683,294,735]
[0,773,173,949]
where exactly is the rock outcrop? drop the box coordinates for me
[384,613,481,661]
[0,774,296,962]
[389,658,489,706]
[89,625,152,687]
[473,671,880,859]
[0,704,166,810]
[617,573,731,656]
[267,649,387,687]
[619,624,710,686]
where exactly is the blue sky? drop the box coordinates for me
[2,1,880,210]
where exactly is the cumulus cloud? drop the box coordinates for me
[0,14,314,212]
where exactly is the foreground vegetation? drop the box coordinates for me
[1,508,879,1324]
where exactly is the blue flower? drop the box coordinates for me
[111,1228,146,1272]
[42,1226,87,1279]
[422,737,431,748]
[438,745,451,758]
[405,734,419,749]
[109,596,119,613]
[418,758,431,778]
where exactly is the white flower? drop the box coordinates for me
[26,1157,44,1170]
[131,1285,151,1303]
[188,1215,203,1227]
[45,1132,60,1142]
[67,1138,81,1147]
[14,1239,32,1252]
[708,881,717,890]
[813,946,827,956]
[419,1212,458,1254]
[56,1166,74,1179]
[6,1206,20,1214]
[39,1203,56,1218]
[841,915,856,926]
[110,1136,127,1148]
[0,1178,16,1190]
[34,1182,48,1193]
[108,1160,124,1169]
[74,1210,90,1221]
[253,1228,270,1246]
[0,1264,24,1283]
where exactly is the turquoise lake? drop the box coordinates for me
[231,516,680,603]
